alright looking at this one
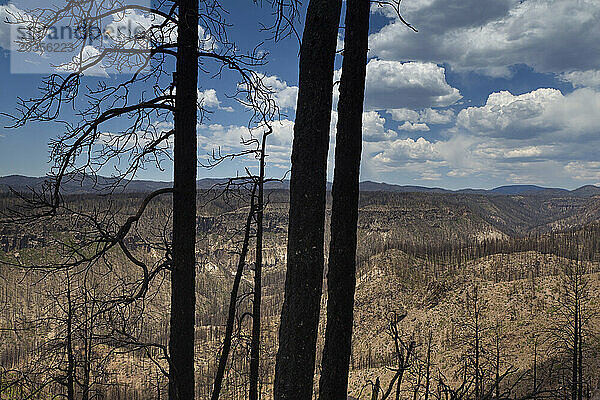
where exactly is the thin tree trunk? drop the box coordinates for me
[495,322,500,399]
[273,0,342,398]
[577,297,583,400]
[396,357,403,400]
[211,186,256,400]
[424,331,432,400]
[82,299,92,400]
[474,288,481,400]
[412,363,422,400]
[533,337,537,400]
[250,131,268,400]
[318,0,369,398]
[572,278,578,400]
[396,343,414,400]
[169,0,199,398]
[66,274,75,400]
[371,378,380,400]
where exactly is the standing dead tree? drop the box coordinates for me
[208,123,273,400]
[273,1,343,399]
[0,1,289,398]
[249,126,271,400]
[319,0,370,398]
[456,285,488,400]
[211,182,258,400]
[359,313,415,400]
[387,312,416,400]
[547,254,598,400]
[275,1,415,398]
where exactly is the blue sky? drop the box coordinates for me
[1,0,600,189]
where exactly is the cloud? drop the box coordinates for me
[356,83,600,187]
[332,61,461,111]
[372,0,517,31]
[503,146,547,159]
[456,88,600,140]
[198,89,221,108]
[198,89,234,112]
[419,108,455,124]
[361,111,397,141]
[56,45,108,77]
[0,4,33,49]
[388,108,419,122]
[197,119,295,166]
[372,137,442,163]
[364,136,455,181]
[398,121,430,132]
[369,0,600,76]
[456,89,562,138]
[564,162,600,182]
[261,74,298,111]
[389,107,455,124]
[362,60,462,110]
[561,70,600,88]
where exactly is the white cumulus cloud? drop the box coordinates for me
[363,60,462,110]
[261,74,298,111]
[398,121,430,132]
[369,0,600,77]
[198,89,234,112]
[457,88,600,140]
[361,111,397,142]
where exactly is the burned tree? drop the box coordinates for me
[319,2,416,398]
[548,255,598,400]
[169,1,198,398]
[360,312,416,400]
[274,0,343,399]
[1,1,281,399]
[318,0,370,398]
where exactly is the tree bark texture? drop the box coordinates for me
[169,0,199,398]
[273,0,342,398]
[318,0,370,398]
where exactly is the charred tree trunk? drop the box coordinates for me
[169,0,199,398]
[424,331,432,400]
[396,343,414,400]
[578,313,583,400]
[494,321,501,400]
[211,186,256,400]
[82,295,92,400]
[571,272,579,400]
[273,0,342,398]
[533,337,538,399]
[66,274,75,400]
[372,378,381,400]
[318,0,370,398]
[250,132,268,400]
[474,288,481,400]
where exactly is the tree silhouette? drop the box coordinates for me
[1,1,282,398]
[273,0,342,399]
[319,0,370,398]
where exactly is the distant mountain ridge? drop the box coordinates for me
[357,181,599,196]
[1,174,599,196]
